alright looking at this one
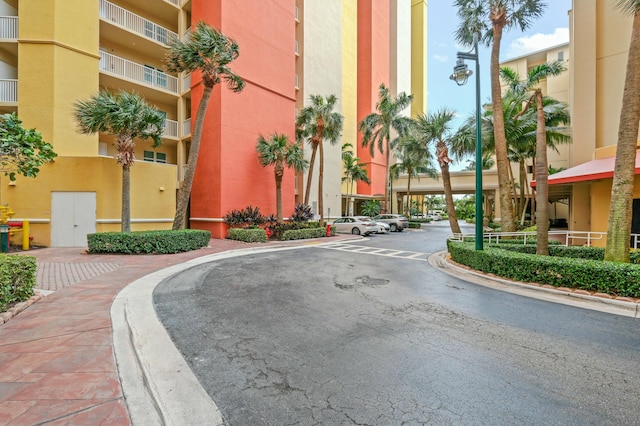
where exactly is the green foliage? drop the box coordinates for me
[224,206,270,228]
[227,228,267,243]
[454,195,476,220]
[408,222,422,229]
[280,227,326,241]
[360,200,381,217]
[448,241,640,297]
[0,113,57,181]
[268,221,320,240]
[87,230,211,254]
[291,203,313,222]
[0,255,36,311]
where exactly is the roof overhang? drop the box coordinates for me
[531,150,640,187]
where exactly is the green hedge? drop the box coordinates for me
[408,222,422,229]
[447,241,640,297]
[280,227,326,241]
[87,230,211,254]
[0,255,36,311]
[493,243,639,264]
[227,228,267,243]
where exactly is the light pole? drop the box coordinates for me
[450,37,483,250]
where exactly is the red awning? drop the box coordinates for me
[531,150,640,187]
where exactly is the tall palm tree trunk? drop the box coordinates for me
[173,84,213,230]
[275,164,284,223]
[406,167,412,215]
[490,22,516,232]
[518,160,526,220]
[384,138,391,213]
[441,164,462,234]
[534,91,549,255]
[122,165,131,232]
[605,11,640,262]
[318,142,325,226]
[303,141,319,205]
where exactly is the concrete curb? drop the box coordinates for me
[111,245,315,425]
[428,251,640,319]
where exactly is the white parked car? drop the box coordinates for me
[354,216,389,234]
[330,216,378,236]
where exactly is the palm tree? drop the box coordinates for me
[256,133,308,223]
[414,108,464,234]
[454,0,546,233]
[501,61,569,254]
[605,0,640,262]
[295,94,343,226]
[464,153,495,171]
[166,21,245,230]
[359,83,413,212]
[73,90,164,232]
[342,149,370,216]
[393,126,438,215]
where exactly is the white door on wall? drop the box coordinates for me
[51,192,97,247]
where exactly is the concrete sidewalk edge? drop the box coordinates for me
[111,245,313,425]
[429,251,640,319]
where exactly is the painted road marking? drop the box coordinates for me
[319,242,430,261]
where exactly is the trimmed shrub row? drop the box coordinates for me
[492,243,639,264]
[87,230,211,254]
[280,227,327,241]
[227,228,267,243]
[447,241,640,297]
[0,255,36,311]
[408,222,422,229]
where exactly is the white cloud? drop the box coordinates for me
[505,28,569,58]
[433,54,448,62]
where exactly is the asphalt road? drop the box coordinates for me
[154,221,640,425]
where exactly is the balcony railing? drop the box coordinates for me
[163,0,180,6]
[100,51,178,94]
[0,16,18,40]
[163,119,178,138]
[0,79,17,103]
[182,118,191,137]
[182,73,191,92]
[99,0,177,45]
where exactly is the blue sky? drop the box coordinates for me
[427,1,572,135]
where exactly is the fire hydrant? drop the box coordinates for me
[326,224,332,237]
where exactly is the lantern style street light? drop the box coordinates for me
[450,36,483,250]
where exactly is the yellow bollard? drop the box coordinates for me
[22,220,29,250]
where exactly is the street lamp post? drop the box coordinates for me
[450,37,483,250]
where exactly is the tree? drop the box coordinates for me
[359,83,413,212]
[342,147,370,216]
[464,153,495,171]
[73,90,164,232]
[295,94,343,226]
[455,0,546,232]
[393,125,437,215]
[256,133,308,223]
[501,61,569,254]
[605,0,640,262]
[415,108,464,234]
[166,21,245,230]
[0,113,57,181]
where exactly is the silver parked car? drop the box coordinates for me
[330,216,378,236]
[373,214,409,232]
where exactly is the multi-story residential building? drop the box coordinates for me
[545,0,640,245]
[0,0,428,245]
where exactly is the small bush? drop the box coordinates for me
[227,228,267,243]
[408,222,422,229]
[0,255,36,311]
[291,204,313,222]
[280,227,326,241]
[87,230,211,254]
[268,221,321,240]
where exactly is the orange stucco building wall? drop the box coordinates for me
[356,1,390,197]
[190,1,296,238]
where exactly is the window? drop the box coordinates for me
[558,51,564,61]
[144,65,154,83]
[144,21,154,39]
[143,150,167,163]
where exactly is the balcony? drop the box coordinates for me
[182,118,191,138]
[0,17,18,40]
[100,51,178,94]
[99,0,177,46]
[163,119,178,139]
[0,79,17,103]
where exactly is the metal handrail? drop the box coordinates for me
[0,79,17,103]
[99,51,178,94]
[448,230,640,249]
[0,16,18,39]
[99,0,177,45]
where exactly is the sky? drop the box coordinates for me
[427,0,572,165]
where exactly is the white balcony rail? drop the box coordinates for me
[0,16,18,40]
[449,230,640,249]
[163,0,179,6]
[100,51,178,93]
[163,119,178,138]
[99,0,177,45]
[0,79,17,103]
[182,73,191,91]
[183,27,192,40]
[182,118,191,137]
